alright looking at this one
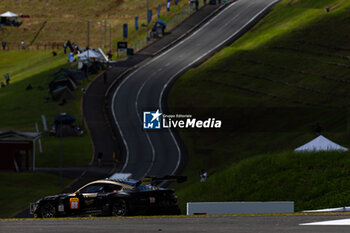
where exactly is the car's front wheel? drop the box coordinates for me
[40,203,56,218]
[112,199,128,216]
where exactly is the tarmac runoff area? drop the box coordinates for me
[2,213,350,233]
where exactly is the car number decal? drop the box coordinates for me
[70,198,79,210]
[58,203,64,212]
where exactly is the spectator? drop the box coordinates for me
[4,73,10,85]
[67,40,73,52]
[63,42,67,54]
[107,50,113,60]
[195,0,199,10]
[68,52,75,63]
[2,41,6,50]
[20,40,25,50]
[200,169,207,182]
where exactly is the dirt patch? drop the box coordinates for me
[327,0,346,11]
[287,0,296,6]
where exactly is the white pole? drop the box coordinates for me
[41,114,48,131]
[35,122,43,153]
[32,139,36,172]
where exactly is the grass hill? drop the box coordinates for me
[169,0,350,212]
[177,151,350,212]
[0,0,189,50]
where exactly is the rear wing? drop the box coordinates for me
[139,175,187,186]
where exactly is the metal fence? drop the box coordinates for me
[2,42,64,51]
[1,6,195,52]
[131,7,195,53]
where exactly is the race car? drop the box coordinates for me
[30,176,185,218]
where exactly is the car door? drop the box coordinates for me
[78,183,105,214]
[95,184,123,212]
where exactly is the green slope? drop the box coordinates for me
[0,172,70,218]
[0,51,92,167]
[177,151,350,212]
[169,0,350,211]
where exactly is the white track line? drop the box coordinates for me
[112,0,279,176]
[300,218,350,226]
[159,0,280,177]
[135,79,156,178]
[111,1,238,175]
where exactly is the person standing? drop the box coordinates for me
[2,41,6,50]
[63,42,67,54]
[107,50,113,60]
[20,41,25,50]
[200,169,207,182]
[4,73,10,85]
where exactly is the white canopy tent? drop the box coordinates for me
[77,48,109,62]
[77,49,102,59]
[294,135,348,152]
[0,11,18,17]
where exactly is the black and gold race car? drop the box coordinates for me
[30,176,185,218]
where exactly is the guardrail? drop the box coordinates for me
[187,202,294,215]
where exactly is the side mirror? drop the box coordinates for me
[75,191,81,196]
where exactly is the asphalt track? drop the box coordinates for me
[2,214,350,233]
[111,0,279,180]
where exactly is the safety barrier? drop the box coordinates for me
[186,201,294,215]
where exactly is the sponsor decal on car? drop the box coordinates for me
[70,198,79,210]
[58,203,64,212]
[149,197,156,203]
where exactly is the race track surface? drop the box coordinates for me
[2,214,350,233]
[111,0,279,180]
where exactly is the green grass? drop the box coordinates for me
[176,151,350,212]
[169,0,350,211]
[0,0,193,51]
[0,51,89,218]
[0,50,93,167]
[0,172,70,218]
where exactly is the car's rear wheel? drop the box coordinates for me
[112,199,128,216]
[40,203,56,218]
